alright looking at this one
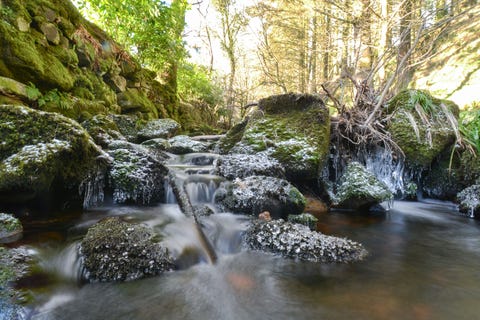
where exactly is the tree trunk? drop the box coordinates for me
[395,0,414,91]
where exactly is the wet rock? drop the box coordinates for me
[137,118,180,142]
[0,213,23,243]
[167,135,209,154]
[141,138,171,151]
[214,153,285,180]
[334,162,393,211]
[215,176,306,218]
[107,147,168,205]
[288,213,318,231]
[244,219,367,263]
[0,105,108,205]
[218,93,330,183]
[81,114,126,148]
[80,217,174,282]
[456,184,480,218]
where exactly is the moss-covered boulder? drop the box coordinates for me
[334,162,393,211]
[219,93,330,182]
[385,90,459,169]
[141,138,171,151]
[456,184,480,218]
[244,219,367,262]
[80,217,174,282]
[107,148,168,205]
[0,105,107,204]
[0,213,23,243]
[214,153,285,180]
[288,212,318,231]
[137,118,180,142]
[214,176,306,219]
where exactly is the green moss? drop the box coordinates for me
[0,213,22,233]
[117,88,158,118]
[217,119,248,153]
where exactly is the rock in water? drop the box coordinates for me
[334,162,393,211]
[167,135,209,154]
[0,213,23,243]
[456,184,480,218]
[215,176,306,218]
[81,217,174,282]
[244,219,367,263]
[214,153,285,180]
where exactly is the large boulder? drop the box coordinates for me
[456,184,480,218]
[244,219,367,263]
[107,147,168,205]
[80,217,174,282]
[385,90,459,169]
[214,176,306,218]
[218,93,330,182]
[214,153,285,180]
[334,162,393,211]
[0,105,108,205]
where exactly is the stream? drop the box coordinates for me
[8,153,480,320]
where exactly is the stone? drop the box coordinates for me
[16,17,30,32]
[40,22,60,45]
[214,153,285,180]
[141,138,171,151]
[81,114,126,148]
[334,162,393,211]
[81,217,174,282]
[137,118,181,141]
[219,93,330,182]
[167,135,209,154]
[0,213,23,243]
[107,147,168,205]
[456,184,480,218]
[0,105,108,205]
[215,176,306,219]
[0,76,29,101]
[288,213,318,231]
[244,219,367,263]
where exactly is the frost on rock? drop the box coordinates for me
[214,176,306,218]
[244,219,367,263]
[167,135,209,154]
[80,217,174,282]
[457,184,480,218]
[334,162,393,211]
[214,153,285,180]
[107,148,168,205]
[0,213,23,243]
[137,118,180,142]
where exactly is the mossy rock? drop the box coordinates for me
[214,175,306,219]
[81,114,125,148]
[222,93,330,182]
[0,76,30,102]
[137,118,180,141]
[167,135,209,154]
[456,184,480,218]
[334,162,393,211]
[117,88,158,118]
[80,217,174,282]
[0,213,23,243]
[385,90,458,168]
[0,104,106,203]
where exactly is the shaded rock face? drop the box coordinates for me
[0,105,107,204]
[456,184,480,218]
[81,114,125,148]
[244,219,367,263]
[385,90,459,169]
[214,176,306,219]
[334,162,393,211]
[80,217,174,282]
[218,93,330,182]
[0,213,23,243]
[0,0,169,120]
[167,135,209,154]
[107,148,168,205]
[214,154,285,180]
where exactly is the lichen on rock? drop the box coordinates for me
[334,162,393,211]
[137,118,181,142]
[80,217,174,282]
[244,219,367,263]
[214,153,285,180]
[214,176,306,218]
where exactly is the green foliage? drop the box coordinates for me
[38,89,71,111]
[25,82,41,101]
[75,0,187,72]
[459,102,480,154]
[178,63,223,106]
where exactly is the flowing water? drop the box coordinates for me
[7,153,480,320]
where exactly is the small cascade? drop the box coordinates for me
[79,167,105,209]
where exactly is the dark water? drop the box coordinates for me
[10,199,480,320]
